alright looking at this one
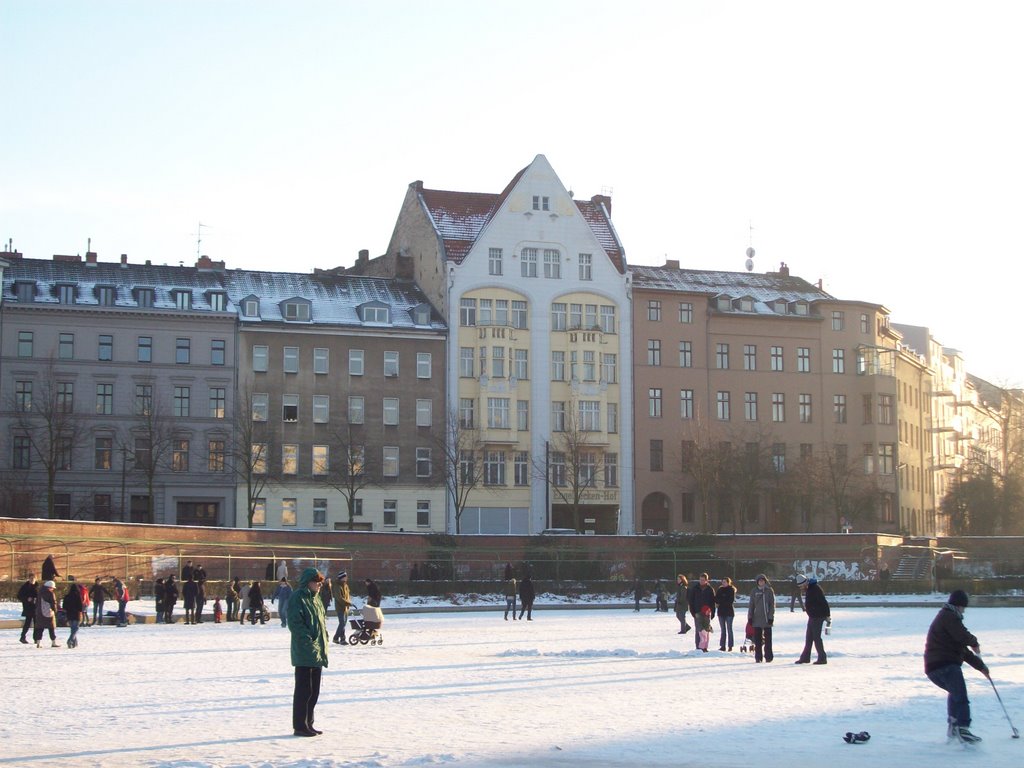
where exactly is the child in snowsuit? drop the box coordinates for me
[213,598,224,623]
[698,605,713,652]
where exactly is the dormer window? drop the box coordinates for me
[282,300,311,321]
[173,290,192,310]
[773,299,788,314]
[411,303,431,326]
[360,301,390,324]
[135,287,154,308]
[737,297,754,312]
[96,285,115,306]
[15,281,35,303]
[207,291,226,312]
[242,298,260,317]
[58,284,77,304]
[792,301,809,316]
[716,296,732,311]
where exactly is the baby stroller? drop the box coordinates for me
[348,604,384,645]
[739,619,754,653]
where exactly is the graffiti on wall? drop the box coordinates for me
[792,559,870,581]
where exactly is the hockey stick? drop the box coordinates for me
[988,677,1020,739]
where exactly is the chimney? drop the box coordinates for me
[358,249,369,265]
[195,255,226,271]
[665,259,680,270]
[53,254,81,263]
[779,262,790,277]
[0,249,22,260]
[85,251,98,266]
[590,193,612,215]
[120,254,128,267]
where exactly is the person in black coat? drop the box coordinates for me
[715,577,737,651]
[17,574,38,644]
[163,575,179,624]
[62,583,84,648]
[517,575,536,620]
[364,579,382,608]
[687,573,716,649]
[924,590,989,743]
[154,578,165,623]
[195,578,206,623]
[795,576,831,664]
[182,576,198,624]
[632,579,643,612]
[248,581,265,624]
[42,555,61,582]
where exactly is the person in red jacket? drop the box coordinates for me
[924,590,989,744]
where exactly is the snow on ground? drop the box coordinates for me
[1,601,1022,768]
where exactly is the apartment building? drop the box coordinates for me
[631,260,900,535]
[360,155,635,533]
[0,251,237,525]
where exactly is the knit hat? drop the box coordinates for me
[808,577,818,586]
[948,589,969,607]
[337,571,347,579]
[43,580,55,589]
[795,574,808,586]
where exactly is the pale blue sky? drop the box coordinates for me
[2,1,1022,385]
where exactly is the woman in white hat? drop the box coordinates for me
[33,581,59,647]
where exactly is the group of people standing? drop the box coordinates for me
[17,565,131,648]
[502,575,536,620]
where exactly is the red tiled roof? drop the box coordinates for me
[417,167,626,273]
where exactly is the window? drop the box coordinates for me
[138,336,152,363]
[383,499,397,526]
[513,349,528,380]
[579,253,592,280]
[284,301,311,321]
[832,311,845,331]
[551,351,565,381]
[251,345,268,372]
[550,452,566,486]
[602,353,617,384]
[799,393,812,423]
[678,341,693,368]
[416,352,431,378]
[416,447,432,477]
[647,339,661,366]
[460,298,477,326]
[252,393,268,422]
[716,343,729,369]
[251,499,266,526]
[283,347,299,374]
[282,444,298,475]
[176,338,190,364]
[53,492,71,518]
[174,290,191,310]
[649,388,663,418]
[521,248,538,277]
[384,351,399,377]
[551,401,565,432]
[312,445,329,475]
[350,446,366,476]
[680,389,694,419]
[603,453,618,487]
[551,302,566,331]
[717,391,731,421]
[743,345,756,371]
[879,443,895,475]
[579,400,600,431]
[607,402,619,434]
[313,395,329,424]
[98,335,113,361]
[543,249,561,278]
[459,451,476,484]
[744,392,758,421]
[282,394,299,422]
[313,498,328,526]
[772,443,786,473]
[13,436,31,469]
[863,443,875,474]
[95,383,113,415]
[862,394,873,424]
[489,248,503,275]
[416,399,432,427]
[281,499,297,526]
[647,300,662,321]
[833,394,847,423]
[348,396,364,424]
[15,381,32,412]
[650,439,664,471]
[382,447,399,477]
[578,452,597,486]
[511,300,528,329]
[312,348,329,375]
[173,386,190,417]
[94,437,113,470]
[172,439,189,472]
[209,292,226,311]
[57,382,73,413]
[134,384,152,416]
[514,451,529,486]
[879,394,894,425]
[209,388,226,419]
[252,444,267,475]
[679,302,694,323]
[134,438,151,471]
[516,400,529,431]
[211,339,226,366]
[134,288,154,308]
[569,303,583,329]
[600,305,616,333]
[772,393,785,422]
[17,331,33,357]
[349,349,364,376]
[832,348,845,374]
[383,397,399,425]
[797,347,810,373]
[490,346,505,378]
[860,313,870,334]
[770,346,784,371]
[93,494,112,521]
[485,450,506,485]
[801,443,813,461]
[532,195,549,211]
[59,333,74,359]
[460,347,475,378]
[487,397,510,428]
[459,398,475,429]
[208,440,226,472]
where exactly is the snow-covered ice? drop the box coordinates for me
[1,601,1021,767]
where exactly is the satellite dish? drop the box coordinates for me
[746,247,755,258]
[745,258,754,272]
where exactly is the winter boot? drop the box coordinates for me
[954,726,982,744]
[51,640,61,647]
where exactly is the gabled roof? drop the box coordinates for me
[416,163,626,273]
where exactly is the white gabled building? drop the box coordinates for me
[379,155,634,534]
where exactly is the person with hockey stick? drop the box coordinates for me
[924,589,989,744]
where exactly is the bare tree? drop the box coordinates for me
[320,422,375,531]
[719,429,777,534]
[674,414,727,534]
[542,398,604,532]
[434,409,487,534]
[7,357,85,518]
[129,383,176,523]
[230,383,278,528]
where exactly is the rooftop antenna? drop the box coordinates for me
[745,220,755,272]
[195,222,209,259]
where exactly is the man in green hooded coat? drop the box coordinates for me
[287,567,329,736]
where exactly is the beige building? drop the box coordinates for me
[631,260,900,535]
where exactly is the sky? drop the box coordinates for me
[2,1,1022,386]
[1,599,1022,767]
